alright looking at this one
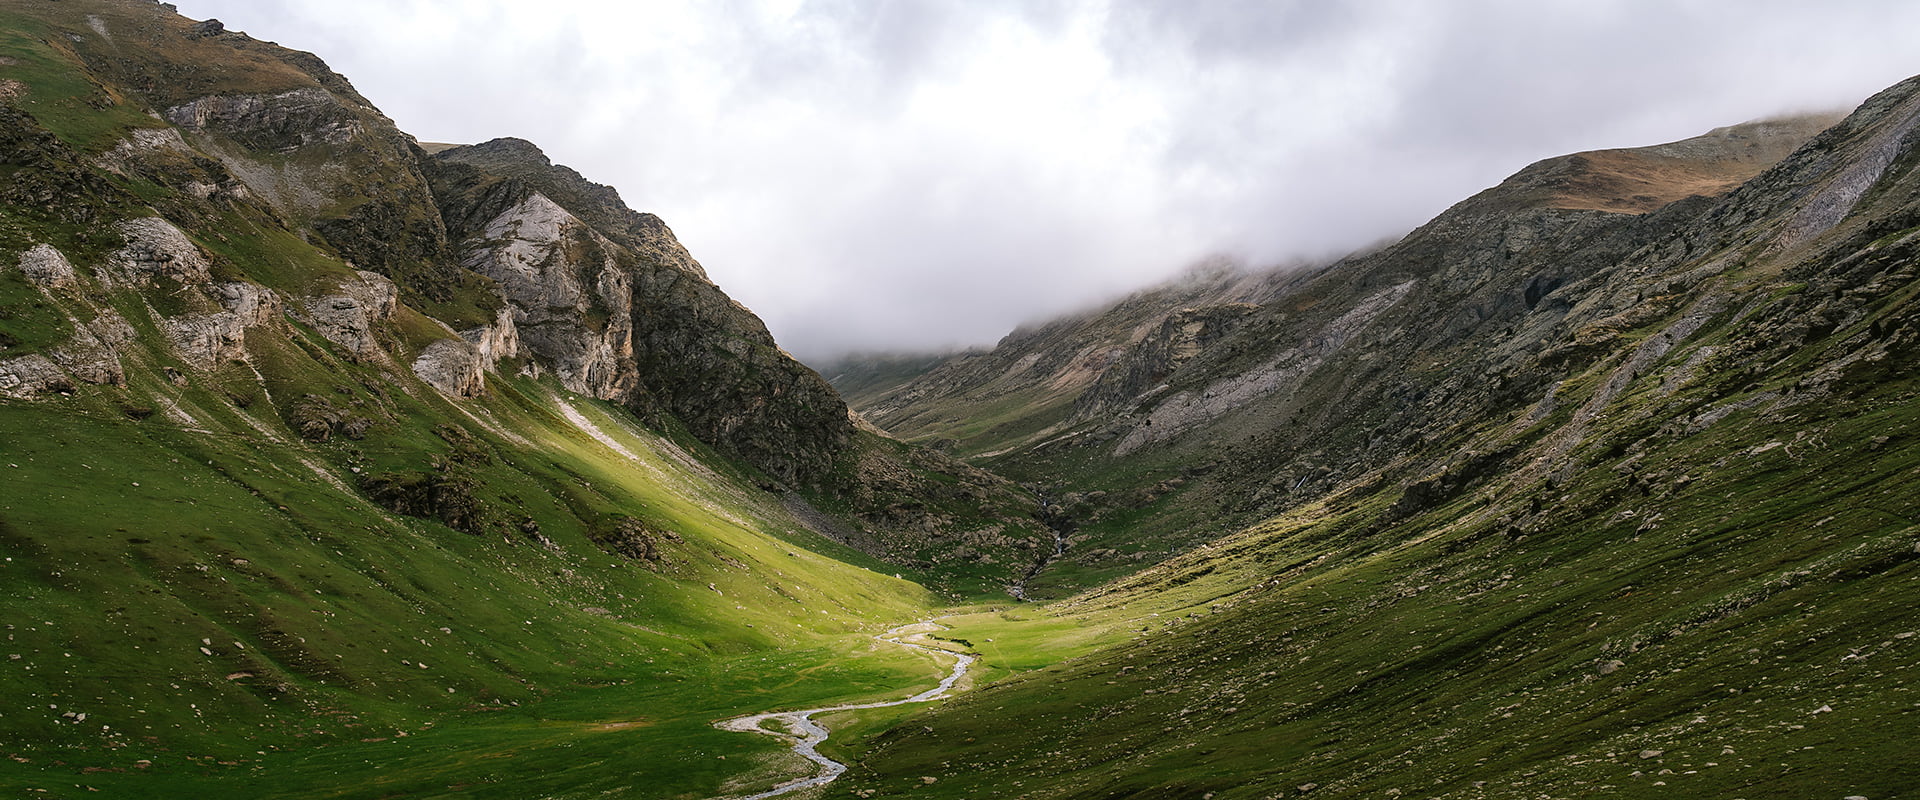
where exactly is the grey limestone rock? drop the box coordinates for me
[294,270,398,360]
[102,217,212,289]
[166,88,365,149]
[409,309,521,398]
[163,282,281,369]
[14,244,77,288]
[50,310,137,388]
[460,192,634,399]
[0,354,68,399]
[0,308,139,397]
[411,338,485,398]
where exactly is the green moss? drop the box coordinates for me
[0,268,71,354]
[193,212,358,295]
[404,269,502,332]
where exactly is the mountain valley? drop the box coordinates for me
[2,3,1917,799]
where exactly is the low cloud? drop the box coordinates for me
[171,0,1920,362]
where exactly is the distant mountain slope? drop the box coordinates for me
[1487,114,1842,214]
[819,349,955,414]
[840,78,1920,798]
[843,112,1850,597]
[843,260,1314,458]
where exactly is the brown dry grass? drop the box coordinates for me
[1545,149,1758,213]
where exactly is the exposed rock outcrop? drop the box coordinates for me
[162,281,280,369]
[52,310,139,388]
[1072,302,1261,422]
[166,88,367,150]
[165,81,461,298]
[294,270,398,360]
[0,354,68,399]
[1111,280,1416,456]
[102,217,212,288]
[411,339,485,397]
[459,192,636,398]
[2,308,140,397]
[13,244,77,289]
[92,127,198,179]
[428,139,854,485]
[410,309,520,398]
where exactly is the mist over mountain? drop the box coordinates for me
[163,0,1920,362]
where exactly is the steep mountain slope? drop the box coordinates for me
[414,135,1049,597]
[0,1,1035,796]
[837,85,1920,797]
[424,136,852,486]
[845,114,1847,598]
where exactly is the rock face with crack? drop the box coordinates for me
[294,271,399,361]
[163,281,282,369]
[427,137,855,485]
[410,307,522,398]
[15,244,77,288]
[101,217,213,289]
[457,191,636,399]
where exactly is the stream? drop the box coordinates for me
[713,622,976,799]
[1008,495,1074,601]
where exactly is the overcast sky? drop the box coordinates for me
[166,1,1920,363]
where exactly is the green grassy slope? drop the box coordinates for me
[845,377,1920,799]
[0,354,957,797]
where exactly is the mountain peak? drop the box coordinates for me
[434,136,553,169]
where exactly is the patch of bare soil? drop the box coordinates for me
[589,719,655,731]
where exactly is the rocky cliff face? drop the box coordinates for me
[426,137,855,485]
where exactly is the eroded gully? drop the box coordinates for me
[712,622,976,799]
[1009,494,1074,601]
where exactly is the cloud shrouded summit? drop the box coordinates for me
[167,0,1920,362]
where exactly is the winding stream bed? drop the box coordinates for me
[714,622,976,799]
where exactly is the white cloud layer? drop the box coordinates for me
[167,0,1920,361]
